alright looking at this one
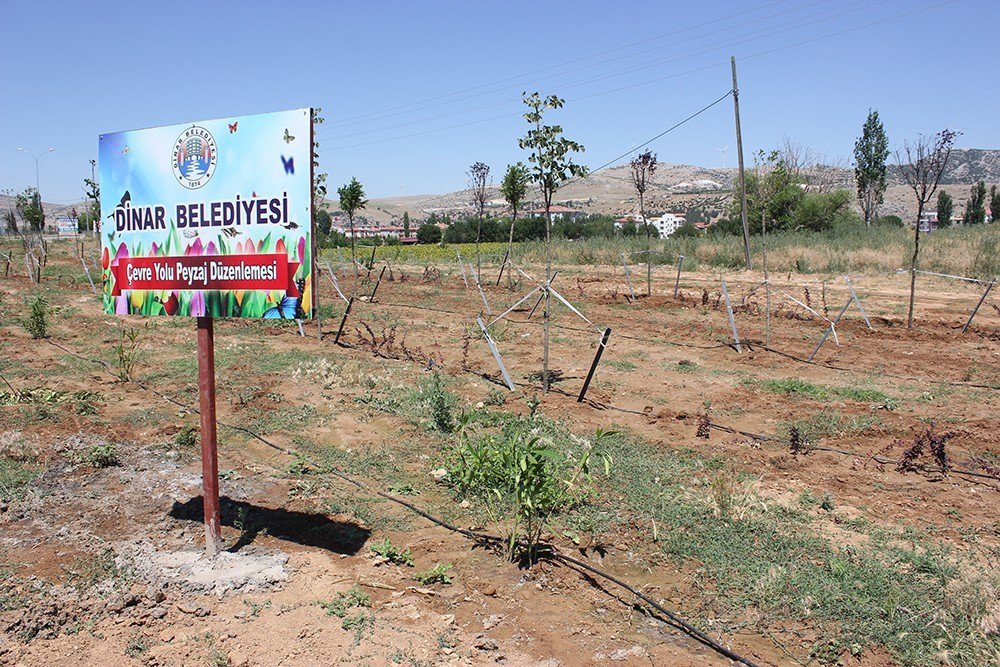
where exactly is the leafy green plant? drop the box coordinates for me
[113,324,142,382]
[23,296,48,339]
[422,372,454,432]
[446,422,612,562]
[413,563,453,585]
[125,632,149,658]
[369,537,413,566]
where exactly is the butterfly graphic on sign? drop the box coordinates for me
[122,146,130,155]
[281,156,294,175]
[283,129,295,144]
[182,229,198,239]
[106,191,131,219]
[228,122,238,134]
[263,278,306,320]
[221,227,240,238]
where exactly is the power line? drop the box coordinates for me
[317,0,880,143]
[320,0,793,129]
[317,0,948,155]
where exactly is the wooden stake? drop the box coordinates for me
[962,279,995,334]
[370,265,387,302]
[578,328,612,403]
[196,317,223,556]
[673,254,684,298]
[731,56,752,271]
[720,279,742,353]
[334,297,354,345]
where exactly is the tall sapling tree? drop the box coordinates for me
[854,110,890,228]
[337,177,367,272]
[467,162,490,282]
[498,162,529,285]
[629,150,657,296]
[519,92,587,392]
[897,129,958,328]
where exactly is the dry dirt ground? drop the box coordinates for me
[0,246,998,666]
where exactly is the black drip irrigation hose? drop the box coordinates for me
[43,338,763,667]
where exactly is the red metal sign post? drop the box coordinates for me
[197,316,223,555]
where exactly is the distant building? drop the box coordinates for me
[525,205,582,221]
[613,212,687,237]
[917,210,938,233]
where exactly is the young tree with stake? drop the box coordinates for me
[629,150,657,297]
[854,110,890,228]
[499,162,529,285]
[337,177,367,270]
[467,162,490,282]
[897,129,958,328]
[519,92,587,392]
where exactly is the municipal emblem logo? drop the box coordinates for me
[172,126,217,189]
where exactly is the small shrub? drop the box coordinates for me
[319,585,371,618]
[23,296,48,339]
[125,632,148,658]
[74,442,119,468]
[114,325,142,382]
[413,563,453,585]
[174,425,197,448]
[483,388,507,406]
[369,537,414,566]
[895,424,953,473]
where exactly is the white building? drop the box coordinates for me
[652,212,686,237]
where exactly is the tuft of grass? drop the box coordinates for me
[73,442,119,468]
[23,296,49,339]
[747,377,893,405]
[318,584,371,619]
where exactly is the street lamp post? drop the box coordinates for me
[17,147,55,232]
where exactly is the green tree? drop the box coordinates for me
[518,92,587,392]
[416,222,441,244]
[989,185,999,224]
[629,150,657,296]
[854,109,890,227]
[337,177,367,267]
[499,162,530,278]
[315,208,332,236]
[14,187,44,232]
[936,191,953,228]
[963,181,987,225]
[402,211,410,238]
[82,159,100,234]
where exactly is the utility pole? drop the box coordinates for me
[730,57,752,271]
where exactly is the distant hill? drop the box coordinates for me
[3,149,996,231]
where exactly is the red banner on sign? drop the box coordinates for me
[110,254,300,296]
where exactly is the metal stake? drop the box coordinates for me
[720,279,742,353]
[621,253,636,302]
[673,254,684,298]
[962,279,995,333]
[844,276,873,329]
[477,316,515,391]
[808,297,852,361]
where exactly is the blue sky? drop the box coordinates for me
[1,0,996,204]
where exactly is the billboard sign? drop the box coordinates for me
[99,108,313,318]
[56,217,79,236]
